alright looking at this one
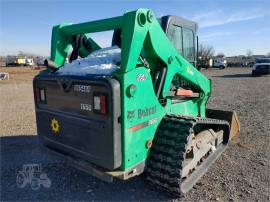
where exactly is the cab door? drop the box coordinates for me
[160,16,198,67]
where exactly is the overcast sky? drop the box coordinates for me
[0,0,270,57]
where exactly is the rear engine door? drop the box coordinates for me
[33,76,121,170]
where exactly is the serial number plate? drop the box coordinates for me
[74,85,91,93]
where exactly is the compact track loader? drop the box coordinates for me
[33,9,240,195]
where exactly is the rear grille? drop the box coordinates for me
[34,79,109,121]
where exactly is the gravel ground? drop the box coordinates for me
[1,67,269,201]
[0,67,38,136]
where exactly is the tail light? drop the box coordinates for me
[40,89,46,102]
[35,87,46,103]
[93,94,107,114]
[35,87,40,102]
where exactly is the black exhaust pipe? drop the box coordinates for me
[44,59,58,71]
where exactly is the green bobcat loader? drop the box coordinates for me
[33,8,240,195]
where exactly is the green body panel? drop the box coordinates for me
[116,67,200,168]
[47,8,211,170]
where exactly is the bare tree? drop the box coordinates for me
[17,51,38,58]
[216,53,225,58]
[198,44,215,59]
[197,44,215,69]
[246,49,253,57]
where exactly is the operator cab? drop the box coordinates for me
[160,16,198,68]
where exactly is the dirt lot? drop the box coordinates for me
[0,67,40,137]
[1,67,269,201]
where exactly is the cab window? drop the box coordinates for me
[167,25,183,55]
[182,28,195,62]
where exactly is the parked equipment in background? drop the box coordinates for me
[210,58,226,69]
[252,63,270,76]
[198,57,226,69]
[25,58,34,66]
[34,9,240,196]
[251,57,270,76]
[6,55,20,66]
[6,55,34,66]
[255,57,270,64]
[0,72,9,80]
[36,57,46,66]
[197,56,210,69]
[0,56,6,67]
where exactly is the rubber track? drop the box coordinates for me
[145,115,229,196]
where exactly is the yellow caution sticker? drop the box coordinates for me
[51,118,60,133]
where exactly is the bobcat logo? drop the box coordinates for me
[127,110,135,119]
[138,106,157,119]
